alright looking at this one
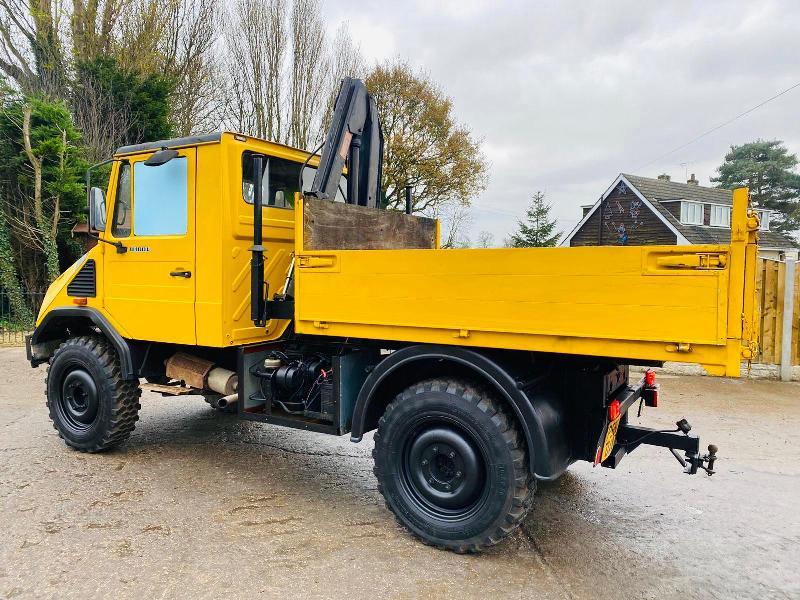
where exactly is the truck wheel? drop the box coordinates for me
[46,336,141,452]
[373,378,534,553]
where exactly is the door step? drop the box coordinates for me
[141,382,196,396]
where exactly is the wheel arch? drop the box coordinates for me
[29,307,137,380]
[350,345,572,480]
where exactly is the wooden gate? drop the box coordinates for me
[754,258,799,365]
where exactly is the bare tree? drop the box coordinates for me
[223,0,286,140]
[219,0,364,150]
[437,203,472,249]
[475,230,494,248]
[0,0,69,96]
[71,72,137,162]
[286,0,326,149]
[159,0,221,135]
[316,22,363,141]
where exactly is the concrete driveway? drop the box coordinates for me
[1,346,798,599]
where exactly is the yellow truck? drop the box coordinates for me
[27,79,758,552]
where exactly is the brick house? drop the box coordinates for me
[561,173,798,260]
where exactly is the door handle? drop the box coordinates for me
[170,270,192,278]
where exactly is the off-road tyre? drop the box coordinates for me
[46,335,141,452]
[373,378,535,553]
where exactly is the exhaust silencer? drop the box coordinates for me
[165,352,238,395]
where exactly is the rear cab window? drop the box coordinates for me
[242,152,347,208]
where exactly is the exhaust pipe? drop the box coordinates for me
[209,394,238,410]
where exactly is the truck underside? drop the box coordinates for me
[26,79,753,552]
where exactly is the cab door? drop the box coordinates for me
[103,149,196,345]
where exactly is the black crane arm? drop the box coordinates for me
[308,77,384,208]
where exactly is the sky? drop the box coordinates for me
[322,0,800,244]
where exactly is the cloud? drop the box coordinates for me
[324,0,800,242]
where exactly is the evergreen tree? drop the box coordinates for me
[508,192,561,247]
[712,140,800,234]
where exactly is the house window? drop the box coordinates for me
[757,210,770,231]
[709,205,731,227]
[680,201,703,225]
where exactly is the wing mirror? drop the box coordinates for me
[88,187,106,232]
[144,148,179,166]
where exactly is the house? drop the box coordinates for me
[562,173,798,260]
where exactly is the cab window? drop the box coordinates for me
[111,162,132,238]
[133,157,188,236]
[242,153,347,207]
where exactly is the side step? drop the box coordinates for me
[141,382,195,396]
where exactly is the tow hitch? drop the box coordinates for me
[606,418,719,476]
[666,419,718,476]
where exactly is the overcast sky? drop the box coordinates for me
[322,0,800,244]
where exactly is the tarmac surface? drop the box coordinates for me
[1,345,799,599]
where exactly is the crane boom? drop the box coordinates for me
[308,77,384,208]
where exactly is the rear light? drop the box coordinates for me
[644,387,659,408]
[645,369,656,387]
[608,399,621,421]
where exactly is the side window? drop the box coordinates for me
[133,157,188,236]
[112,162,132,238]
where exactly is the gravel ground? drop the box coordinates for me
[1,346,799,600]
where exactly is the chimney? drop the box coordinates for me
[657,173,671,181]
[687,173,699,186]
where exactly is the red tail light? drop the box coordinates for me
[645,369,656,387]
[608,399,621,421]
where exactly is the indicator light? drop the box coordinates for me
[608,399,621,421]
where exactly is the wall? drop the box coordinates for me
[570,184,677,246]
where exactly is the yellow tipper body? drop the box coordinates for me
[37,131,759,377]
[293,188,760,377]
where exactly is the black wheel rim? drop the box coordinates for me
[57,366,100,433]
[400,415,489,522]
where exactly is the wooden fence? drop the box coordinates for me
[755,258,800,365]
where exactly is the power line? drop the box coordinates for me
[637,80,800,170]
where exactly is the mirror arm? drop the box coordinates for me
[88,232,127,253]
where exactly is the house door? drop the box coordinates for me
[103,149,196,345]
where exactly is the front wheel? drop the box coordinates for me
[373,378,534,553]
[46,336,141,452]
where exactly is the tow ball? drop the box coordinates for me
[667,419,718,476]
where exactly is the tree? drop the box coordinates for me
[712,140,800,234]
[365,60,488,215]
[475,231,494,248]
[508,191,560,247]
[73,56,174,160]
[0,94,87,293]
[0,0,69,96]
[221,0,355,150]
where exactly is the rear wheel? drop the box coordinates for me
[373,378,534,552]
[46,336,141,452]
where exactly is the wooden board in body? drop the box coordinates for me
[303,198,437,250]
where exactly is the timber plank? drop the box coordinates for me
[793,266,800,365]
[775,261,785,365]
[303,198,437,250]
[755,259,765,362]
[762,260,778,364]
